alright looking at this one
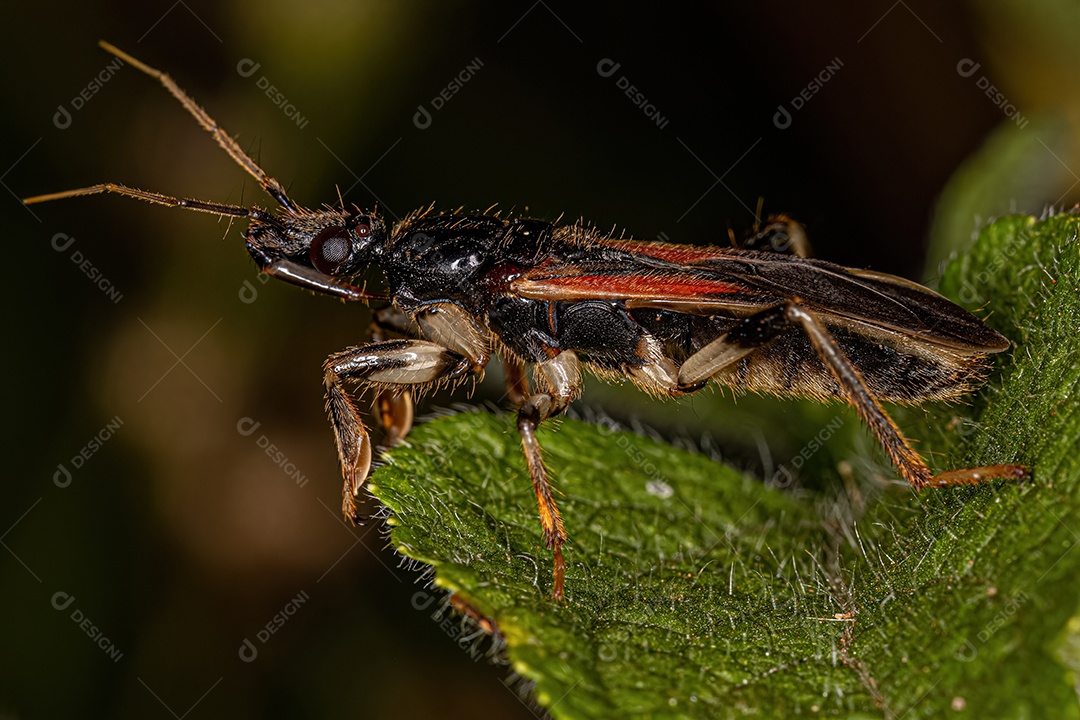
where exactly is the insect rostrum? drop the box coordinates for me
[25,42,1026,601]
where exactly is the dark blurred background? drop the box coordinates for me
[3,1,1077,718]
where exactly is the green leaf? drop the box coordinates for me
[370,212,1080,718]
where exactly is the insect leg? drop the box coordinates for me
[676,306,789,390]
[370,307,421,445]
[414,305,492,373]
[516,351,582,600]
[373,306,420,336]
[740,214,811,257]
[783,303,931,484]
[784,304,1025,488]
[366,303,492,444]
[324,339,473,522]
[617,307,788,397]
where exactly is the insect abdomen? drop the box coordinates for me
[715,323,990,403]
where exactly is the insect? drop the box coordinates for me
[26,42,1027,600]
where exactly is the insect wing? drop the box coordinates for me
[513,244,1008,354]
[710,254,1010,353]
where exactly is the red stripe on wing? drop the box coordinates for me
[512,272,753,303]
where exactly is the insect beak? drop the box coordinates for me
[263,256,388,302]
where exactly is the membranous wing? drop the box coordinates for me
[511,243,1007,354]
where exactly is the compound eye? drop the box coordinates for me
[310,226,353,275]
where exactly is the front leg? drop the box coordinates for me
[370,306,420,445]
[371,304,492,444]
[325,339,473,522]
[516,350,583,600]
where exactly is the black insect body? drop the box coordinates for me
[26,43,1026,600]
